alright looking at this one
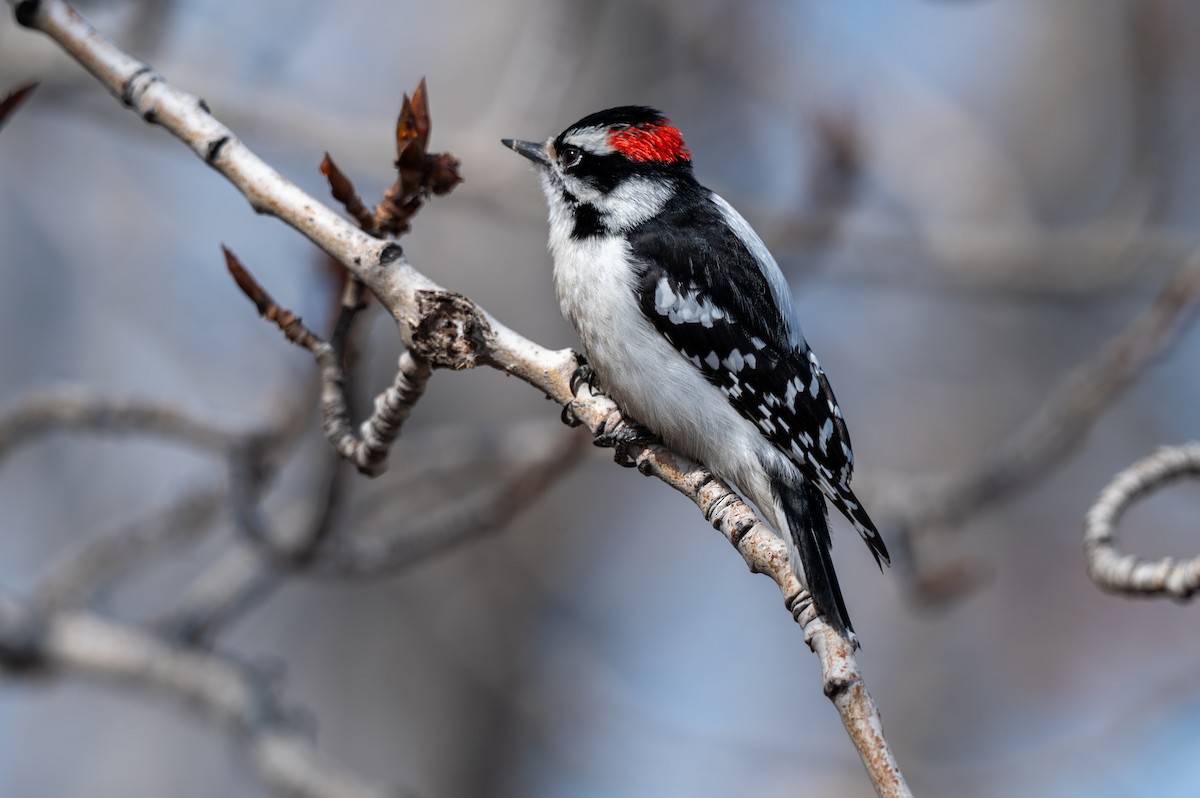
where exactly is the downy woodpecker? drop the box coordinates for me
[503,107,888,635]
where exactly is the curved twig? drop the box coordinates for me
[1084,442,1200,599]
[890,249,1200,601]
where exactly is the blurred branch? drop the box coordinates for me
[890,249,1200,600]
[0,595,401,798]
[0,389,252,462]
[313,427,587,578]
[34,485,225,612]
[7,0,910,792]
[1084,442,1200,599]
[157,449,346,644]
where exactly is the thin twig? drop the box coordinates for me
[226,247,431,476]
[0,389,244,463]
[1084,442,1200,599]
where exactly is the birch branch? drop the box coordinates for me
[1084,442,1200,599]
[7,1,909,792]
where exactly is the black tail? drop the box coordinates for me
[778,479,853,636]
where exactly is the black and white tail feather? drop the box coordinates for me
[504,106,889,638]
[775,477,854,635]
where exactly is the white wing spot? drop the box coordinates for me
[654,278,676,313]
[809,373,820,398]
[723,349,744,373]
[818,418,834,453]
[751,336,766,350]
[744,353,756,369]
[705,351,719,369]
[657,281,727,329]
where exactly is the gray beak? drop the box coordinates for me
[502,138,550,167]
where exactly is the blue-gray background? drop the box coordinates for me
[2,1,1199,796]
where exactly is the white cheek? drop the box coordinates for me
[560,172,602,205]
[594,177,672,231]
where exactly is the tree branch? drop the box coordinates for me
[0,389,249,462]
[7,1,910,792]
[889,249,1200,600]
[1084,442,1200,599]
[34,485,225,612]
[0,594,401,798]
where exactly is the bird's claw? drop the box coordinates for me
[560,403,583,428]
[594,416,653,468]
[569,362,598,396]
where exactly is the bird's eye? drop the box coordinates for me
[560,145,583,169]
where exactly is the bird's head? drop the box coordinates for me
[503,106,694,235]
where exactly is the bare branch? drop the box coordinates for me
[796,598,909,797]
[0,389,247,463]
[615,434,910,797]
[226,247,431,476]
[6,1,909,788]
[1084,442,1200,599]
[153,543,282,644]
[892,250,1200,594]
[314,427,588,578]
[34,485,225,612]
[159,452,347,644]
[0,595,401,798]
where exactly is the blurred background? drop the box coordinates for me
[2,1,1200,796]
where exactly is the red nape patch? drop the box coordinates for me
[608,123,691,163]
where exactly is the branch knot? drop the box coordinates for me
[410,290,490,370]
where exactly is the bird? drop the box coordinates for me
[502,106,888,636]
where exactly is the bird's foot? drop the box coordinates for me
[562,360,604,429]
[594,414,654,468]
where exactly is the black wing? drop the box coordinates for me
[627,199,889,567]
